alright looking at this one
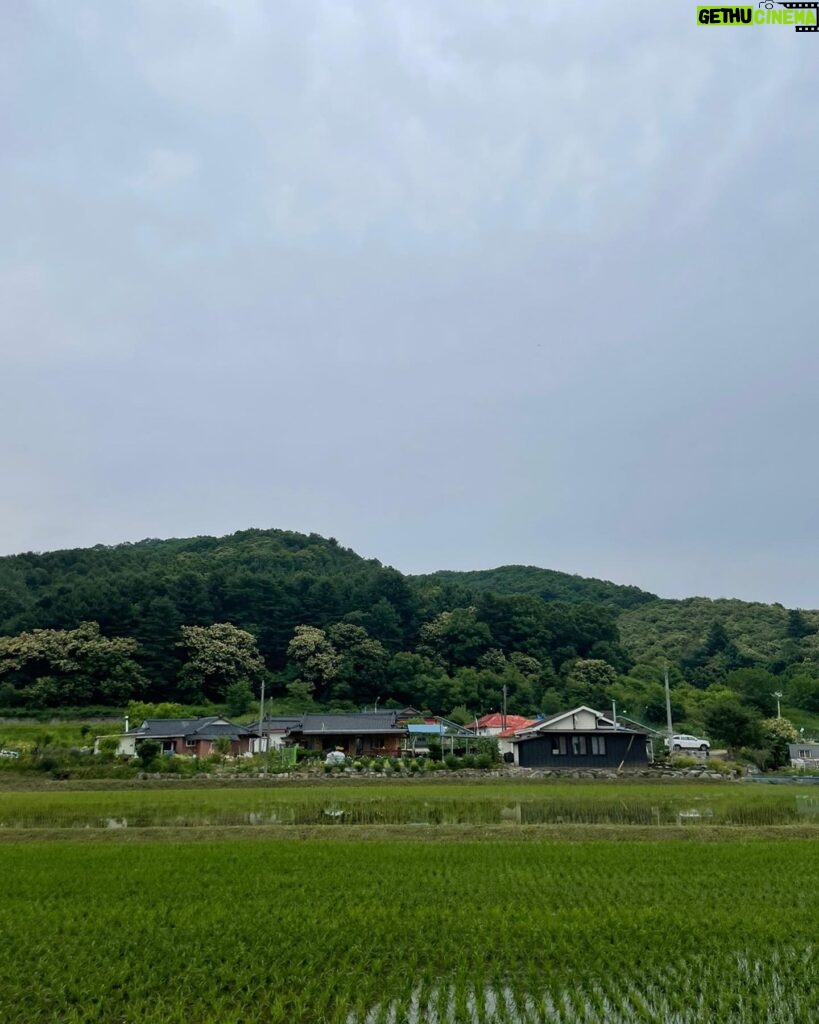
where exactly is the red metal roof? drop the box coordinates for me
[468,714,536,732]
[497,720,539,738]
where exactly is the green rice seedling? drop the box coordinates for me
[0,779,814,832]
[1,791,819,1021]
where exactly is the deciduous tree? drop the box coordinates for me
[0,621,144,706]
[178,623,265,701]
[286,625,341,701]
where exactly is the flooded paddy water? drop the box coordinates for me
[0,780,816,830]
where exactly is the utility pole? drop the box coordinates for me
[502,685,508,731]
[664,661,674,754]
[258,679,266,771]
[774,691,783,719]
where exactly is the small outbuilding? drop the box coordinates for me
[789,742,819,770]
[510,705,651,769]
[248,716,304,754]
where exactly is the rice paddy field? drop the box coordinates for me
[1,779,818,830]
[3,780,818,1023]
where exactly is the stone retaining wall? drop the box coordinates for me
[141,765,738,782]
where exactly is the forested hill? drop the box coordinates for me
[619,597,819,673]
[415,565,657,610]
[2,529,819,742]
[0,529,418,683]
[0,528,630,711]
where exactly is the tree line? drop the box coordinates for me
[0,596,625,718]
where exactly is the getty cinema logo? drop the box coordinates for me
[697,2,819,31]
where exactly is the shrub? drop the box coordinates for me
[759,717,799,770]
[474,738,501,764]
[707,757,742,776]
[96,736,120,759]
[136,741,160,769]
[740,747,776,771]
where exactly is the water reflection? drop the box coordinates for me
[83,798,803,829]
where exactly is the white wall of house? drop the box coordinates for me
[497,737,516,758]
[250,733,288,754]
[118,735,136,756]
[537,708,601,731]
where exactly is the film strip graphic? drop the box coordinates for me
[776,1,819,31]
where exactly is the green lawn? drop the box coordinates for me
[0,720,112,749]
[781,704,819,738]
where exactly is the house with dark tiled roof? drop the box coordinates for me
[288,711,406,757]
[115,717,254,758]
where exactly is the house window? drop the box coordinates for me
[591,736,606,756]
[551,736,567,756]
[799,749,812,758]
[185,739,196,748]
[571,736,587,756]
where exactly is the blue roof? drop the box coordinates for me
[407,723,447,735]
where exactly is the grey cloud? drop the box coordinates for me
[1,0,818,604]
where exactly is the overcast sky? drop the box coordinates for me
[2,1,818,605]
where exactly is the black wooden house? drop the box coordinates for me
[512,706,651,769]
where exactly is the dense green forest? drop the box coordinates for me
[1,528,818,754]
[418,565,656,610]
